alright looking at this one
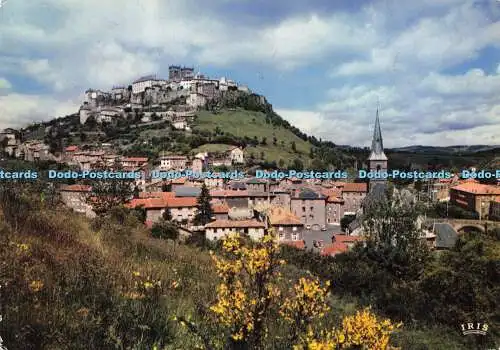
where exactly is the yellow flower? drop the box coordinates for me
[132,271,141,277]
[29,280,44,293]
[143,281,153,289]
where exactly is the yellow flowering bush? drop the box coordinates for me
[123,270,162,300]
[28,280,44,293]
[178,232,402,349]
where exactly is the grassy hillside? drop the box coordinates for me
[0,183,479,349]
[193,109,314,167]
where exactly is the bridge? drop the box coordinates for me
[427,219,500,233]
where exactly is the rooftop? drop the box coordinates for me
[205,219,266,228]
[451,182,500,195]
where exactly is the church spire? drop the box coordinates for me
[368,107,387,161]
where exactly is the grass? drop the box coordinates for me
[193,109,313,166]
[0,199,480,349]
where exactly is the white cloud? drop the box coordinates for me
[420,69,500,95]
[332,2,500,77]
[0,93,80,129]
[0,0,499,146]
[0,78,12,90]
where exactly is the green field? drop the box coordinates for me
[193,109,313,166]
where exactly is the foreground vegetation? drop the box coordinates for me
[0,181,498,349]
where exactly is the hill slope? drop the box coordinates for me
[192,109,315,167]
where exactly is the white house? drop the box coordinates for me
[228,147,244,164]
[186,92,207,108]
[132,75,157,94]
[205,219,266,241]
[159,155,188,170]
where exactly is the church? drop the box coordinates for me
[347,109,390,235]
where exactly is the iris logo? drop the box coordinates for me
[460,322,489,336]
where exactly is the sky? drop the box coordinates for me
[0,0,499,148]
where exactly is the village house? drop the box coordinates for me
[96,106,124,123]
[320,234,363,257]
[186,92,207,109]
[227,146,244,164]
[489,198,500,221]
[188,158,204,173]
[204,177,224,189]
[271,189,291,209]
[450,182,500,219]
[326,195,344,225]
[210,190,250,209]
[159,155,188,170]
[121,157,148,169]
[246,178,267,192]
[248,191,275,207]
[290,189,327,230]
[268,207,304,242]
[212,203,230,220]
[60,184,96,218]
[172,117,189,130]
[167,197,198,224]
[339,182,368,216]
[205,219,266,241]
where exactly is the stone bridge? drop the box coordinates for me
[429,219,500,233]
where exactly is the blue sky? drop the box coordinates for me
[0,0,499,147]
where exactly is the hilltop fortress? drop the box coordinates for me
[79,65,252,125]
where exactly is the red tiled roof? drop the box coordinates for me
[210,190,249,197]
[281,240,305,249]
[451,182,500,195]
[139,192,176,199]
[205,219,265,228]
[269,207,303,226]
[65,145,79,152]
[166,197,198,208]
[212,204,229,213]
[127,198,166,209]
[342,182,368,193]
[321,235,363,256]
[320,242,348,256]
[60,184,92,192]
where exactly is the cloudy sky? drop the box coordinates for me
[0,0,499,147]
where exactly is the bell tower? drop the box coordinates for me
[368,108,388,191]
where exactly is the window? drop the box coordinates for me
[291,233,298,241]
[292,226,297,231]
[302,206,306,212]
[279,231,285,240]
[278,226,284,231]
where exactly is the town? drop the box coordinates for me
[1,70,499,257]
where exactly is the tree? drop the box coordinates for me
[163,208,172,221]
[84,163,135,216]
[291,141,297,152]
[291,158,303,171]
[340,215,356,232]
[272,137,277,146]
[260,137,267,145]
[151,219,179,241]
[193,183,212,226]
[360,190,431,280]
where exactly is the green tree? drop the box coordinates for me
[84,162,134,216]
[194,183,213,226]
[151,219,179,241]
[360,190,431,280]
[163,208,172,221]
[291,141,297,152]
